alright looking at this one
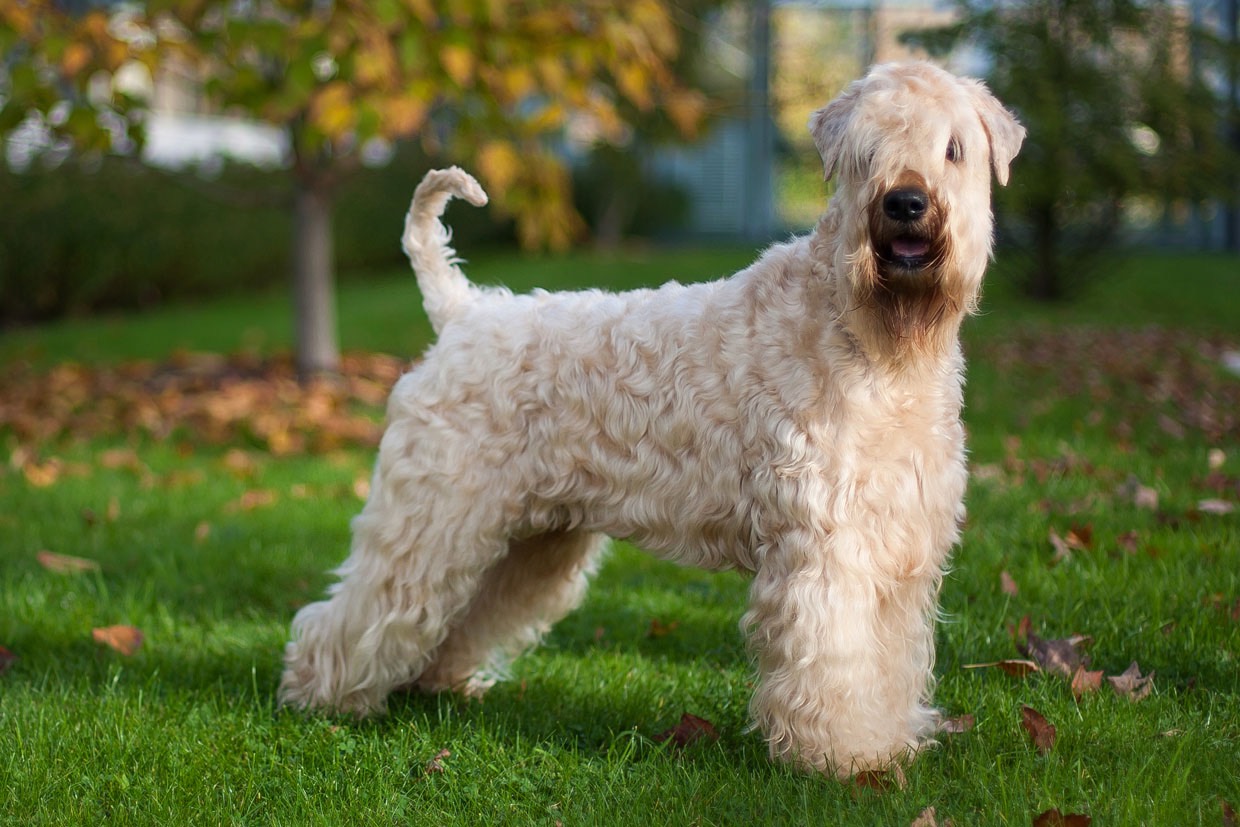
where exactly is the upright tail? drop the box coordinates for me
[402,167,489,334]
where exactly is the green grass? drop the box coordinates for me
[2,247,1239,825]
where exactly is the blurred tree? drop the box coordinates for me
[906,0,1240,300]
[2,0,707,376]
[0,1,149,162]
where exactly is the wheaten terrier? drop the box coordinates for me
[280,60,1024,778]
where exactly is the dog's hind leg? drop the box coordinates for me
[279,435,515,715]
[414,529,609,696]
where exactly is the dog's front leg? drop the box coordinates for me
[744,530,941,778]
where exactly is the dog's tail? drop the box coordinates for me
[402,167,489,334]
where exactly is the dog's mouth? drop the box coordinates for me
[879,235,935,272]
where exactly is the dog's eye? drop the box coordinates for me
[946,137,962,163]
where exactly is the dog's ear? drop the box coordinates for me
[809,82,861,182]
[964,79,1025,186]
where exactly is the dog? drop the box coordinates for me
[280,60,1024,778]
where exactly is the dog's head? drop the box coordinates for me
[809,62,1024,350]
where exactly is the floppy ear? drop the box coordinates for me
[963,78,1025,186]
[809,80,862,182]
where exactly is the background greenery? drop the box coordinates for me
[1,248,1238,824]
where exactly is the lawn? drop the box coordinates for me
[1,246,1238,825]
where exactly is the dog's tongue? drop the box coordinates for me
[891,238,930,258]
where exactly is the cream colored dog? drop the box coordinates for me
[280,61,1024,778]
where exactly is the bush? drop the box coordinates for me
[0,142,691,326]
[0,146,515,326]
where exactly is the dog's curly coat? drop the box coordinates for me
[280,61,1024,777]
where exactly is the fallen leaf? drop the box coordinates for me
[1048,528,1073,564]
[0,645,16,675]
[1107,661,1154,702]
[1070,665,1104,699]
[1000,570,1020,596]
[1115,530,1141,554]
[910,806,953,827]
[1208,449,1226,471]
[1032,809,1091,827]
[939,713,975,734]
[22,459,61,488]
[1197,499,1235,515]
[424,748,451,775]
[227,489,277,512]
[92,625,144,656]
[647,618,680,638]
[1223,799,1237,827]
[1022,633,1093,679]
[654,712,719,749]
[36,550,101,574]
[963,659,1040,678]
[1020,705,1056,754]
[851,764,907,793]
[194,522,211,543]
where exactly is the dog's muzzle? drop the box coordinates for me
[870,179,944,284]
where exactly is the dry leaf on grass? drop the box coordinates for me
[647,618,680,638]
[851,764,907,793]
[36,550,100,574]
[423,748,451,775]
[1070,665,1104,699]
[1020,705,1056,754]
[1021,633,1093,679]
[1107,661,1154,702]
[910,806,953,827]
[963,659,1040,678]
[92,625,144,656]
[0,645,16,675]
[654,713,718,749]
[938,714,975,734]
[1197,499,1236,515]
[1032,808,1092,827]
[1000,570,1019,596]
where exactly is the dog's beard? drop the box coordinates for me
[858,202,961,347]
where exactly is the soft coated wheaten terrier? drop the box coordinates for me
[281,60,1025,777]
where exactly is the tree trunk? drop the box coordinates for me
[292,176,340,378]
[1027,202,1063,301]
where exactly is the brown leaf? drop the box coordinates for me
[910,806,953,827]
[1115,530,1141,554]
[194,522,211,544]
[227,489,278,512]
[1020,705,1056,754]
[851,764,907,793]
[963,659,1040,678]
[647,618,680,638]
[0,645,16,675]
[654,712,718,749]
[36,550,101,574]
[1107,661,1154,702]
[22,459,61,488]
[1070,665,1103,700]
[1032,809,1092,827]
[92,625,144,656]
[424,748,451,775]
[1223,799,1237,827]
[1023,633,1093,679]
[1000,570,1020,596]
[939,713,975,734]
[1048,527,1073,564]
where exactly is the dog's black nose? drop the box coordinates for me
[883,189,929,223]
